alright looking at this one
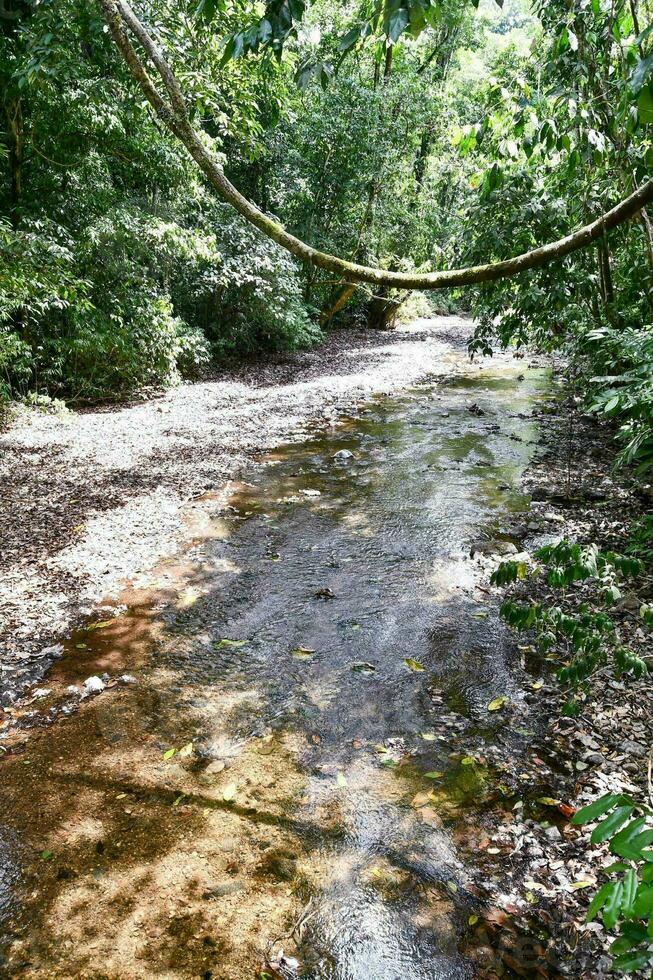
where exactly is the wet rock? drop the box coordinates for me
[468,403,485,417]
[332,449,354,462]
[470,540,518,558]
[83,676,106,694]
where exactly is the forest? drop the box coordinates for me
[1,0,653,977]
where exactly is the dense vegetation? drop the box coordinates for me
[1,0,652,451]
[0,0,646,419]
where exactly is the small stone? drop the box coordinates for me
[83,676,106,694]
[119,674,136,684]
[66,685,81,696]
[544,825,562,841]
[32,688,51,699]
[332,449,354,462]
[202,881,244,899]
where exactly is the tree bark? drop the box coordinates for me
[96,0,653,293]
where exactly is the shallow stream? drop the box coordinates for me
[0,353,555,979]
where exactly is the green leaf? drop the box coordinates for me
[611,951,653,973]
[587,881,616,922]
[571,793,622,825]
[404,658,425,672]
[622,869,638,917]
[611,818,648,859]
[637,84,653,124]
[603,880,624,930]
[631,53,653,94]
[633,885,653,917]
[590,805,634,844]
[163,748,176,760]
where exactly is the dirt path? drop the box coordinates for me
[1,317,473,706]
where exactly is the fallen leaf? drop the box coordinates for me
[178,742,194,759]
[222,783,237,802]
[487,696,506,712]
[86,618,117,632]
[536,797,559,806]
[291,647,315,660]
[336,772,348,788]
[351,662,376,672]
[421,732,437,741]
[163,748,176,760]
[404,658,425,672]
[217,638,247,648]
[424,771,444,779]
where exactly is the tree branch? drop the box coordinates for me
[97,0,653,292]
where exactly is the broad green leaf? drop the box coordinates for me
[571,793,621,824]
[590,805,634,843]
[621,869,638,917]
[404,658,424,672]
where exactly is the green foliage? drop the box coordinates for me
[586,325,653,474]
[0,0,317,403]
[492,539,650,687]
[574,793,653,975]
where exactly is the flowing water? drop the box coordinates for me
[0,352,555,979]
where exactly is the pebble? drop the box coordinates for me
[83,676,106,694]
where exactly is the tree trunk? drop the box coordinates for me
[7,97,23,230]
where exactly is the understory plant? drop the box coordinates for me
[572,795,653,974]
[491,540,650,692]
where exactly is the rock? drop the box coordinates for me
[471,540,518,558]
[301,489,321,497]
[66,685,81,696]
[468,403,485,416]
[619,739,648,759]
[205,760,226,775]
[202,881,244,899]
[544,825,562,841]
[119,674,136,684]
[40,644,64,659]
[83,676,106,694]
[584,752,604,766]
[32,688,51,699]
[332,449,354,462]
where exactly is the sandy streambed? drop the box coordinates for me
[0,328,559,978]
